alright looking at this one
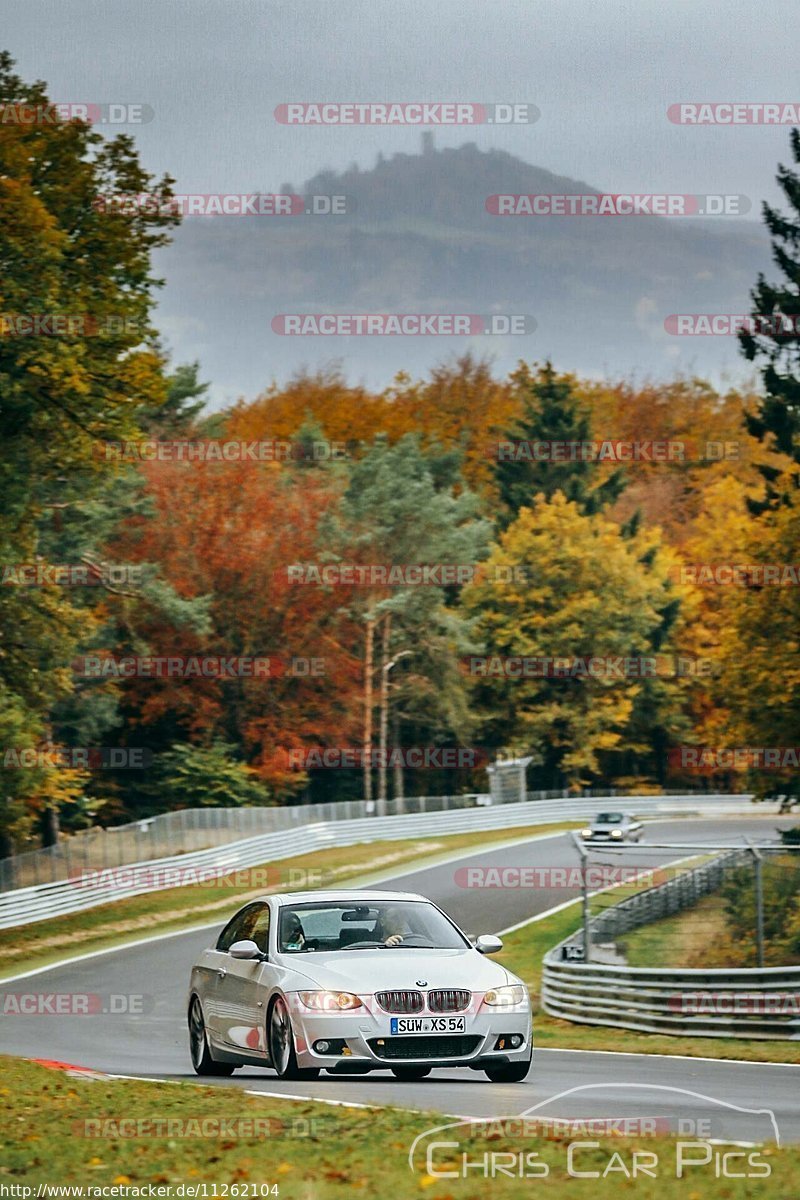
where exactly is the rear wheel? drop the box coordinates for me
[189,997,236,1076]
[391,1065,431,1081]
[484,1056,531,1083]
[268,996,320,1081]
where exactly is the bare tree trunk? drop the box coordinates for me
[41,805,59,848]
[392,709,404,811]
[378,614,392,814]
[363,615,375,805]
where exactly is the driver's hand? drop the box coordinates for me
[384,933,404,946]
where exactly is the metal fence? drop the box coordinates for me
[587,849,753,942]
[0,793,485,892]
[0,793,758,929]
[542,847,800,1039]
[0,785,734,893]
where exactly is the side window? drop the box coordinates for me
[217,903,266,952]
[250,905,271,954]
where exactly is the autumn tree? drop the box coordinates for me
[112,455,362,808]
[0,53,178,850]
[712,484,800,803]
[461,492,686,788]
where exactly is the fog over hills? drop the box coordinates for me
[153,141,771,405]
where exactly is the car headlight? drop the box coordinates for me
[580,828,592,838]
[611,829,623,838]
[297,991,363,1011]
[483,984,526,1007]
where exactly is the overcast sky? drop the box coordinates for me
[5,0,798,204]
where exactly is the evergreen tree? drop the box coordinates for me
[494,362,626,525]
[139,361,209,433]
[739,129,800,511]
[329,435,491,807]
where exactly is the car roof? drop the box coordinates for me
[270,889,427,905]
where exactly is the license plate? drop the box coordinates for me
[390,1016,466,1034]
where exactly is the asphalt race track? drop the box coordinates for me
[2,816,799,1143]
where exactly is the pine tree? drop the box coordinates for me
[494,362,626,524]
[739,129,800,511]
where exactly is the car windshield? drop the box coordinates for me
[277,900,469,953]
[595,812,624,824]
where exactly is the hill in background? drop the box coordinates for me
[154,140,770,404]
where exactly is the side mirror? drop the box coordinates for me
[475,934,503,954]
[229,939,264,960]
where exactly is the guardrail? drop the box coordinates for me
[542,848,800,1040]
[0,793,758,929]
[587,849,752,941]
[0,785,746,892]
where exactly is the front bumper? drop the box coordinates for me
[287,994,532,1070]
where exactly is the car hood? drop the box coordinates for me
[280,947,514,992]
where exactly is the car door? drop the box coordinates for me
[215,901,273,1056]
[202,905,254,1042]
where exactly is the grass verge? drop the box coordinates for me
[619,891,729,968]
[496,899,800,1064]
[0,1056,795,1197]
[0,822,581,979]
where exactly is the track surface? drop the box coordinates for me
[2,817,799,1142]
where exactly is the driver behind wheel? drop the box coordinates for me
[375,904,414,946]
[282,912,306,950]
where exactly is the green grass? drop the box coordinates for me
[619,891,729,968]
[0,822,581,979]
[1,1056,796,1197]
[495,900,800,1064]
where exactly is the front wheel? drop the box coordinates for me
[268,996,320,1081]
[484,1056,531,1083]
[391,1065,431,1081]
[188,997,236,1076]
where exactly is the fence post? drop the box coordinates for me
[749,843,765,969]
[572,831,591,963]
